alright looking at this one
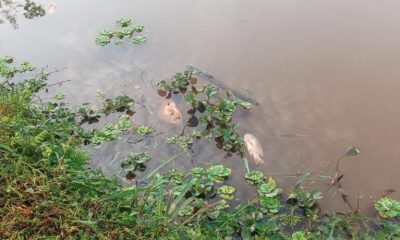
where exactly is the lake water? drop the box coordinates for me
[1,0,399,214]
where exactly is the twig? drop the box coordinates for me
[45,66,68,75]
[47,79,71,87]
[127,132,164,144]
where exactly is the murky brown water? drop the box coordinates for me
[1,0,400,214]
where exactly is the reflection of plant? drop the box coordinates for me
[23,0,45,19]
[95,17,147,46]
[0,0,21,28]
[375,197,400,218]
[0,0,46,29]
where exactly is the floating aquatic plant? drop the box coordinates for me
[157,70,252,153]
[121,152,151,171]
[135,125,153,136]
[95,17,147,46]
[375,197,400,218]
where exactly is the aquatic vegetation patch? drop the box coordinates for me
[121,152,151,172]
[1,56,399,239]
[134,125,153,136]
[95,17,147,46]
[23,0,45,19]
[157,71,252,153]
[0,0,47,29]
[375,197,400,218]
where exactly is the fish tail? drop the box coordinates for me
[254,155,265,166]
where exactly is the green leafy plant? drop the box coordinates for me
[103,95,134,115]
[245,171,265,185]
[207,165,232,182]
[96,18,147,46]
[375,197,400,218]
[166,134,195,150]
[0,56,36,80]
[135,125,153,136]
[115,114,132,131]
[53,92,65,100]
[78,105,101,124]
[218,185,236,200]
[90,115,131,144]
[121,152,151,171]
[157,71,193,93]
[257,177,282,214]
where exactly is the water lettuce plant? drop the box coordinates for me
[95,17,147,46]
[157,71,252,153]
[121,152,151,172]
[135,125,153,136]
[375,197,400,218]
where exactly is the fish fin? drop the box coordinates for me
[253,155,265,166]
[259,150,264,157]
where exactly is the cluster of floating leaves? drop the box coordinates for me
[95,17,147,46]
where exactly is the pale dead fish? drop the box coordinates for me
[47,3,57,15]
[157,99,182,124]
[244,133,265,166]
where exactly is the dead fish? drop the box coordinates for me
[157,99,182,124]
[244,133,265,166]
[47,3,57,15]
